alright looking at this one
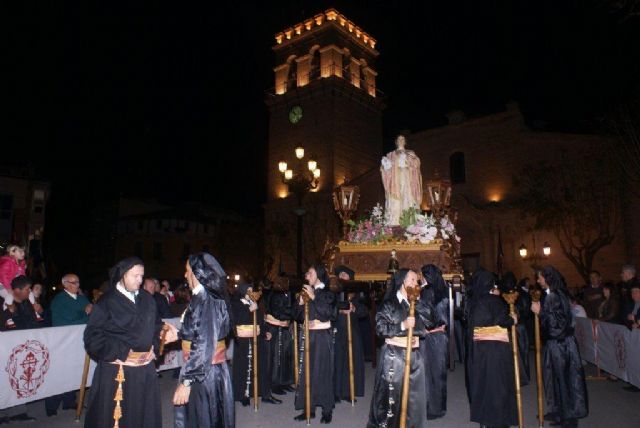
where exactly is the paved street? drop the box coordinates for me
[6,358,639,427]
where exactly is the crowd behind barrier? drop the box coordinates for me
[0,318,183,410]
[575,317,640,388]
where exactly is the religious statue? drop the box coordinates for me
[380,135,423,225]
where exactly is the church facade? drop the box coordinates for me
[264,9,635,287]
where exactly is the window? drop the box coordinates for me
[450,152,466,184]
[153,242,163,261]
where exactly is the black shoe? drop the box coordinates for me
[543,413,559,422]
[8,413,36,422]
[262,396,282,404]
[320,412,332,424]
[294,412,315,421]
[272,387,286,395]
[623,385,640,392]
[334,396,341,403]
[282,385,295,392]
[240,398,250,407]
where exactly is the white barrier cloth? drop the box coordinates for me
[575,317,640,387]
[1,325,96,409]
[1,317,183,410]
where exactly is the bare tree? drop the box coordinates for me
[515,146,622,283]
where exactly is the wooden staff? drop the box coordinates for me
[399,285,421,428]
[346,295,356,406]
[75,353,91,421]
[530,289,544,428]
[248,290,263,412]
[301,290,312,425]
[503,291,524,428]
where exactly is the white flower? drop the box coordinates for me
[381,156,392,171]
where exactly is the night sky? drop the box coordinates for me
[8,1,639,257]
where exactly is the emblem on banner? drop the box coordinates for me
[5,340,51,398]
[613,331,627,370]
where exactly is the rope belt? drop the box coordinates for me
[308,320,331,330]
[473,326,509,343]
[110,348,155,367]
[236,324,260,338]
[385,336,419,348]
[181,339,227,365]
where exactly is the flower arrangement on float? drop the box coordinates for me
[345,205,460,245]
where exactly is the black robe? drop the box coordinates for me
[419,287,448,420]
[177,289,234,428]
[516,289,532,383]
[293,286,336,414]
[333,297,367,400]
[367,296,436,428]
[264,291,294,388]
[231,296,272,401]
[540,290,588,423]
[84,289,163,428]
[467,294,518,427]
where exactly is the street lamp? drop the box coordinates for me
[519,234,551,269]
[425,171,452,220]
[332,182,360,240]
[277,146,321,278]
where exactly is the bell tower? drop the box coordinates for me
[266,8,384,200]
[264,8,384,276]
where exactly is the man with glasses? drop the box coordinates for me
[45,273,93,416]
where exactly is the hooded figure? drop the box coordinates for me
[84,257,166,428]
[231,282,281,406]
[502,271,531,384]
[534,266,588,428]
[465,268,518,428]
[367,269,436,428]
[293,264,337,424]
[333,265,367,401]
[420,264,449,420]
[264,277,295,395]
[173,252,234,428]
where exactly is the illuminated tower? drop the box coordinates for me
[266,8,384,200]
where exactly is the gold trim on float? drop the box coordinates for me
[337,241,443,253]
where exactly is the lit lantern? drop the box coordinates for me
[332,183,361,239]
[295,146,305,159]
[519,244,528,259]
[308,159,317,171]
[284,169,293,180]
[278,161,288,173]
[425,172,452,218]
[313,168,320,178]
[543,242,551,256]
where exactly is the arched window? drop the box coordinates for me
[450,152,466,184]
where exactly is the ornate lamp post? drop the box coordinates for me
[519,233,551,270]
[332,182,360,240]
[424,171,452,220]
[278,146,321,278]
